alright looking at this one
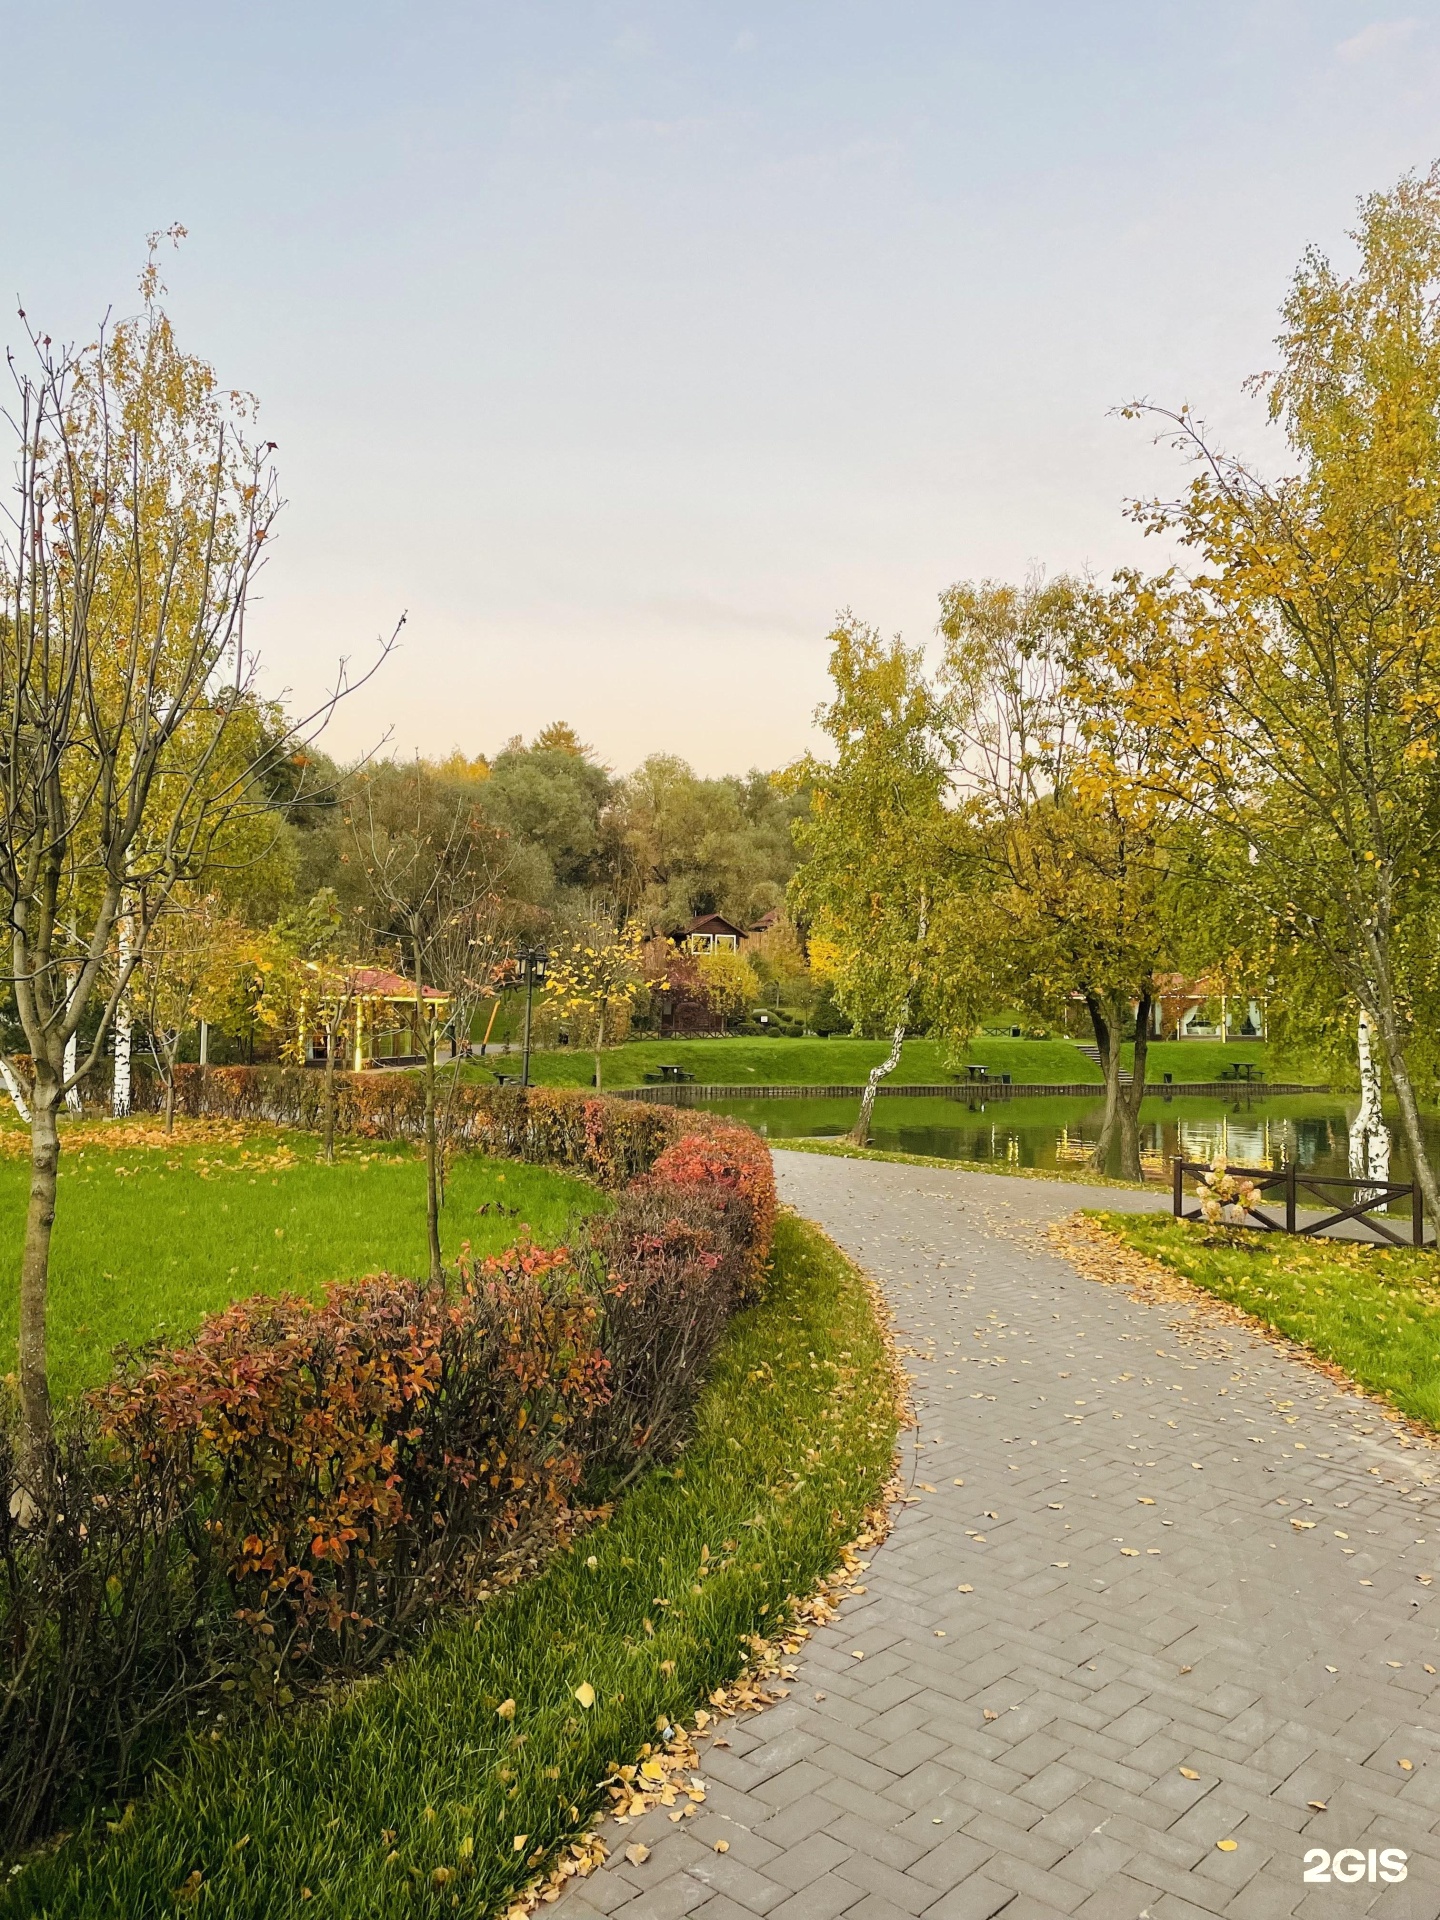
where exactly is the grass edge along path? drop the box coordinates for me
[6,1211,901,1920]
[772,1135,1155,1190]
[1066,1210,1440,1434]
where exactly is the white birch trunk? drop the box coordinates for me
[0,1060,32,1123]
[112,907,133,1117]
[63,1031,81,1115]
[1349,1007,1390,1195]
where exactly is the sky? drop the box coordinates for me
[2,2,1440,775]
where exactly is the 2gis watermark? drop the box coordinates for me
[1303,1846,1408,1885]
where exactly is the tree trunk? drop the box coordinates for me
[163,1073,176,1133]
[594,1002,605,1093]
[1115,989,1152,1183]
[850,1019,905,1147]
[112,906,133,1117]
[323,1024,337,1163]
[16,1078,60,1509]
[1368,995,1438,1232]
[1084,992,1122,1176]
[423,1030,442,1283]
[1348,1007,1389,1194]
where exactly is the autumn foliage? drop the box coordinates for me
[0,1086,775,1855]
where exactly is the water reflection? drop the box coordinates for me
[696,1091,1423,1191]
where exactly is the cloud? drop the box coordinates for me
[1336,17,1422,61]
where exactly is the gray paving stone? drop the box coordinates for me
[558,1157,1440,1920]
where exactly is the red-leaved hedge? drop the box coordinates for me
[0,1080,776,1855]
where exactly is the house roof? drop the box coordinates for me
[307,961,450,1002]
[682,913,746,938]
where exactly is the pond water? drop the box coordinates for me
[697,1090,1440,1196]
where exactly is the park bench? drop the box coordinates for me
[643,1063,695,1084]
[1218,1063,1265,1083]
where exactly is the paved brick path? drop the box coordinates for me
[559,1155,1440,1920]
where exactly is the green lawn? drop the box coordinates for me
[1095,1211,1440,1428]
[476,1035,1104,1088]
[0,1124,603,1401]
[7,1212,899,1919]
[472,1035,1318,1092]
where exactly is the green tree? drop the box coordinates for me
[1119,164,1440,1215]
[786,618,953,1146]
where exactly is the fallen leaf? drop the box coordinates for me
[575,1683,596,1709]
[1179,1665,1192,1674]
[1179,1768,1200,1780]
[1308,1800,1327,1811]
[1137,1497,1155,1505]
[952,1478,965,1486]
[513,1836,529,1852]
[497,1698,516,1720]
[1325,1665,1338,1673]
[1052,1561,1069,1568]
[640,1760,665,1782]
[957,1585,973,1594]
[1387,1661,1403,1669]
[713,1840,729,1854]
[1399,1758,1414,1771]
[624,1844,650,1866]
[1216,1838,1238,1852]
[917,1483,937,1493]
[1047,1502,1064,1510]
[982,1708,999,1721]
[1426,1665,1437,1674]
[1120,1548,1139,1557]
[850,1650,865,1660]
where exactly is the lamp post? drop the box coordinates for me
[517,947,549,1088]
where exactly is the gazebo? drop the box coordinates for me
[303,963,453,1068]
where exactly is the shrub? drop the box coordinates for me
[0,1084,775,1860]
[585,1182,744,1474]
[650,1115,778,1301]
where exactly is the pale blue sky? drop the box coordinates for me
[3,3,1438,772]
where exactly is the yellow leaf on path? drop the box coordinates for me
[1138,1498,1155,1505]
[918,1483,937,1493]
[641,1761,665,1782]
[953,1478,965,1486]
[983,1709,999,1721]
[1308,1800,1327,1811]
[713,1840,730,1853]
[575,1683,596,1709]
[1426,1665,1437,1674]
[957,1585,973,1594]
[1216,1839,1238,1852]
[1052,1561,1069,1568]
[624,1844,650,1866]
[497,1698,516,1719]
[1399,1758,1414,1770]
[1387,1661,1403,1668]
[1120,1548,1139,1557]
[1179,1768,1199,1780]
[850,1650,865,1660]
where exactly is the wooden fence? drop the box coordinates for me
[1171,1158,1427,1249]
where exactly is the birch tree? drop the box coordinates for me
[0,241,388,1502]
[785,618,953,1147]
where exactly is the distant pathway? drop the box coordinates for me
[561,1155,1440,1920]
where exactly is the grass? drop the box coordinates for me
[473,1035,1323,1093]
[0,1120,603,1401]
[1094,1210,1440,1428]
[6,1211,899,1919]
[478,1035,1104,1089]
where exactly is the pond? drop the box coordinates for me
[696,1090,1438,1193]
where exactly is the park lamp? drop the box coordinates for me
[517,947,550,1086]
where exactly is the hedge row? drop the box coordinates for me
[0,1082,776,1859]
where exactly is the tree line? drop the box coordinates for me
[795,166,1440,1199]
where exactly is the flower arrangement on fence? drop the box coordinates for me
[0,1080,776,1857]
[1196,1156,1262,1225]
